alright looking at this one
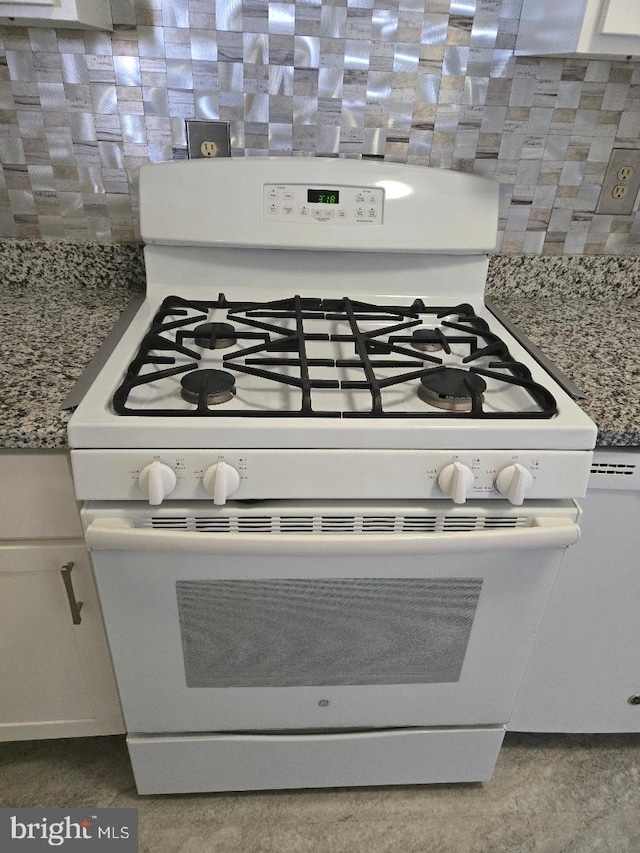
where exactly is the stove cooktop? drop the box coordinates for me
[111,293,558,421]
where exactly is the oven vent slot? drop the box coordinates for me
[146,517,190,529]
[146,514,527,533]
[591,462,636,475]
[195,518,232,532]
[400,517,438,532]
[442,517,479,531]
[588,458,639,490]
[280,517,315,533]
[237,517,273,533]
[441,516,524,530]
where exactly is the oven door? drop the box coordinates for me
[84,501,580,734]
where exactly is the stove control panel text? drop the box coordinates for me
[263,184,384,225]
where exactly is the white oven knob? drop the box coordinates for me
[437,462,474,504]
[203,462,241,505]
[495,463,534,505]
[138,461,177,506]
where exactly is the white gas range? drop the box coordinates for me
[68,158,596,795]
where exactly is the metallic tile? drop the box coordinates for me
[269,3,295,36]
[166,58,193,89]
[28,28,59,54]
[218,62,244,92]
[321,6,347,39]
[0,137,26,165]
[244,92,268,122]
[120,114,147,144]
[142,86,169,117]
[163,0,191,29]
[293,95,318,125]
[318,68,343,98]
[294,35,320,68]
[243,32,268,64]
[372,9,398,41]
[114,56,142,87]
[268,121,293,150]
[138,26,166,59]
[6,52,35,83]
[394,42,420,74]
[216,0,243,33]
[269,66,293,96]
[61,54,90,86]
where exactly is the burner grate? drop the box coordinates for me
[112,293,558,419]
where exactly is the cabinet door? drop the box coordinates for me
[516,0,640,57]
[0,452,83,541]
[509,485,640,733]
[600,0,640,37]
[0,542,124,741]
[0,0,112,29]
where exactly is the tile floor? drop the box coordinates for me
[1,733,640,852]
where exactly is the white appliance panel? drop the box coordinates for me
[139,158,500,253]
[509,450,640,733]
[70,449,593,502]
[85,502,577,734]
[127,728,506,794]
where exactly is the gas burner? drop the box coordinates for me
[418,368,487,412]
[411,329,445,353]
[180,370,236,406]
[193,322,237,349]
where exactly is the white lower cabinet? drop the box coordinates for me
[0,451,123,741]
[509,450,640,733]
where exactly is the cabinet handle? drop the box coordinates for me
[60,562,83,625]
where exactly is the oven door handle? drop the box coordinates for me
[85,517,580,555]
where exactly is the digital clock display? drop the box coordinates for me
[308,189,340,204]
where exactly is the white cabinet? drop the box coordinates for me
[0,451,123,742]
[516,0,640,58]
[0,0,112,29]
[509,450,640,733]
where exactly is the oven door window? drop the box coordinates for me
[176,578,482,688]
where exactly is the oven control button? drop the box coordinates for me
[138,461,177,506]
[437,462,474,505]
[495,464,534,505]
[203,462,241,505]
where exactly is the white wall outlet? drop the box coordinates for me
[185,121,231,159]
[596,148,640,215]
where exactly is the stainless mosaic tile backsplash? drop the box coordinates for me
[2,0,640,253]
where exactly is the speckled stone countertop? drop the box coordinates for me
[1,242,639,449]
[486,256,640,448]
[0,242,145,449]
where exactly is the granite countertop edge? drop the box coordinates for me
[1,242,639,451]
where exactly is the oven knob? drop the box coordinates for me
[203,462,241,505]
[138,461,177,506]
[437,462,474,504]
[495,463,534,505]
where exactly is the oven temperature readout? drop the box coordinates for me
[264,183,384,225]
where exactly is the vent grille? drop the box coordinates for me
[145,514,527,534]
[591,462,636,476]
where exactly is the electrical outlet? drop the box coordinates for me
[596,148,640,215]
[185,121,231,159]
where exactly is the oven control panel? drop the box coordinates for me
[263,184,384,225]
[71,449,592,505]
